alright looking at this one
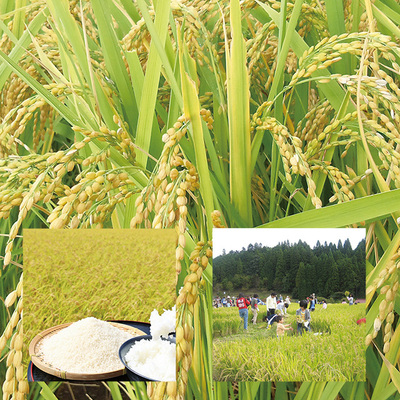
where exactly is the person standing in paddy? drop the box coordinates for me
[296,299,311,335]
[309,295,316,312]
[236,293,251,331]
[284,296,290,314]
[347,294,354,305]
[250,294,259,325]
[266,292,277,320]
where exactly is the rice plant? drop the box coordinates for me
[0,0,399,399]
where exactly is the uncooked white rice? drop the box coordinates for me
[125,338,176,381]
[39,317,134,374]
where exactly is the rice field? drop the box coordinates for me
[0,0,399,399]
[213,304,365,381]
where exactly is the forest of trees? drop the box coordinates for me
[213,239,366,299]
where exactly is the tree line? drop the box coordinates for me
[213,239,365,299]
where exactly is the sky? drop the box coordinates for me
[213,228,365,257]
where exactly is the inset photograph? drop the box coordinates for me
[212,228,366,381]
[24,229,176,382]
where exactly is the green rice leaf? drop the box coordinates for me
[260,189,400,228]
[11,0,26,39]
[134,0,170,168]
[371,2,400,39]
[372,340,400,398]
[46,0,91,83]
[325,0,346,36]
[0,48,82,126]
[108,382,124,400]
[374,0,400,25]
[38,382,59,400]
[227,0,252,226]
[135,0,182,108]
[91,0,138,132]
[0,0,14,37]
[178,29,214,234]
[266,0,302,104]
[119,0,141,22]
[319,382,346,400]
[366,228,400,305]
[0,9,47,90]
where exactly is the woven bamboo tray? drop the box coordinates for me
[29,321,146,381]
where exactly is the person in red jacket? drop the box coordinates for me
[236,293,251,331]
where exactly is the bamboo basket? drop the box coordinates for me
[29,321,146,381]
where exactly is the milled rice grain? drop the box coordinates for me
[39,317,134,374]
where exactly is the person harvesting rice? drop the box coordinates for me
[276,300,285,315]
[296,300,311,335]
[275,315,293,338]
[236,293,250,331]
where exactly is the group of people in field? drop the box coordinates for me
[213,296,235,307]
[216,290,357,337]
[235,292,328,337]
